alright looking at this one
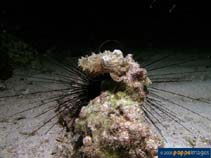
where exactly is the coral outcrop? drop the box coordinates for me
[54,50,163,158]
[73,91,163,158]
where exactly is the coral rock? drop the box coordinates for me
[73,91,163,158]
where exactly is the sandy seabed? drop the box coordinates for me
[0,52,211,158]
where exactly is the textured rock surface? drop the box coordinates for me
[70,91,163,158]
[0,33,41,68]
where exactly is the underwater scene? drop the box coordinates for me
[0,1,211,158]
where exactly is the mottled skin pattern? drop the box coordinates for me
[78,50,151,100]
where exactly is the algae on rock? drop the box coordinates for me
[73,91,163,158]
[55,50,163,158]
